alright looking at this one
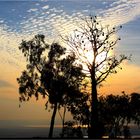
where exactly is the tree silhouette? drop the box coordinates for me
[98,93,140,138]
[61,121,83,138]
[17,34,85,138]
[130,93,140,125]
[62,16,130,138]
[58,78,90,137]
[58,93,80,138]
[99,94,130,138]
[67,92,90,127]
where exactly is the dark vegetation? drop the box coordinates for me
[17,16,140,138]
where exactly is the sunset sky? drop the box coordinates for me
[0,0,140,128]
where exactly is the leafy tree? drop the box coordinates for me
[61,121,83,138]
[130,93,140,125]
[99,94,130,137]
[17,35,85,138]
[62,16,130,138]
[58,84,89,137]
[57,78,90,137]
[98,93,140,138]
[67,92,140,138]
[67,92,90,127]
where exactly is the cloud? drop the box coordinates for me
[100,0,140,26]
[0,22,31,71]
[42,5,49,10]
[0,0,140,71]
[110,0,127,7]
[27,8,38,13]
[20,0,140,40]
[0,80,13,88]
[0,20,4,23]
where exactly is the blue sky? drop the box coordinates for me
[0,0,140,65]
[0,0,140,127]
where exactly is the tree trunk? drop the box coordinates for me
[88,75,99,138]
[48,102,58,138]
[61,106,66,138]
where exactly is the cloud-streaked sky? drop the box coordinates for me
[0,0,140,127]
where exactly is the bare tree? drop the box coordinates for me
[62,16,130,138]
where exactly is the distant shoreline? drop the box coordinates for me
[0,125,140,139]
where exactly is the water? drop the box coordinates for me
[0,127,62,138]
[1,125,140,138]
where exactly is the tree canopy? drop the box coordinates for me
[17,34,86,138]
